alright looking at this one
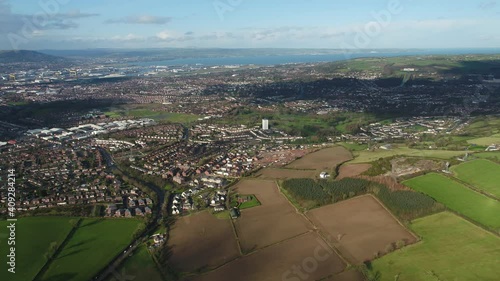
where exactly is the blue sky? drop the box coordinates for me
[1,0,499,50]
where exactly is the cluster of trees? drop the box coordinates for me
[363,157,393,176]
[282,179,330,206]
[322,178,369,201]
[372,184,444,221]
[282,177,443,221]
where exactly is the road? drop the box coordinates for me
[93,148,166,281]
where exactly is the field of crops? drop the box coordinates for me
[41,219,143,281]
[0,217,75,281]
[373,212,500,281]
[452,159,500,198]
[404,173,500,230]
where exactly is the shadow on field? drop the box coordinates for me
[63,239,93,250]
[56,247,90,259]
[79,219,104,228]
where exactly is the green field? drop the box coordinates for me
[467,135,500,146]
[473,151,500,162]
[41,219,143,281]
[350,147,467,163]
[0,217,75,281]
[373,212,500,281]
[404,173,500,230]
[105,245,163,281]
[239,195,261,209]
[452,159,500,198]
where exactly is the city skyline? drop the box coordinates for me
[1,0,500,50]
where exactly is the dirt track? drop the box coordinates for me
[307,195,417,264]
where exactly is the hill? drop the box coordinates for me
[0,50,66,63]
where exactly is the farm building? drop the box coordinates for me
[230,208,240,219]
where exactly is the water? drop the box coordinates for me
[133,49,500,67]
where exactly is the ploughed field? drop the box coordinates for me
[286,146,353,170]
[307,195,417,264]
[337,164,372,179]
[255,167,317,179]
[232,180,313,253]
[185,232,361,281]
[168,211,240,273]
[173,179,365,281]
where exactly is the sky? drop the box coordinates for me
[1,0,500,50]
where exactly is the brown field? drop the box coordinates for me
[337,164,372,179]
[232,179,313,253]
[168,211,240,273]
[256,168,317,179]
[307,195,417,264]
[185,232,359,281]
[286,146,353,170]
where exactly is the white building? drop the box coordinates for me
[262,119,269,130]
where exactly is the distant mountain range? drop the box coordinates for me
[0,50,66,63]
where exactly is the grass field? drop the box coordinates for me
[403,173,500,230]
[473,151,500,162]
[350,147,468,163]
[452,159,500,198]
[41,219,143,281]
[373,212,500,281]
[105,104,199,123]
[467,134,500,146]
[239,195,261,210]
[105,245,163,281]
[0,217,75,281]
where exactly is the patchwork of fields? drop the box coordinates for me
[0,217,75,281]
[373,212,500,281]
[40,219,143,281]
[307,196,417,264]
[404,173,500,230]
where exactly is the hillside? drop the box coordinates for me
[0,50,66,63]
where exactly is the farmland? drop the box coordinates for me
[452,159,500,198]
[286,146,353,170]
[337,164,372,179]
[186,232,361,281]
[349,147,468,163]
[232,180,313,253]
[255,167,316,179]
[307,196,417,264]
[404,173,500,230]
[105,245,163,281]
[373,212,500,281]
[0,217,74,281]
[467,134,500,146]
[40,219,143,281]
[282,178,443,220]
[168,211,240,273]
